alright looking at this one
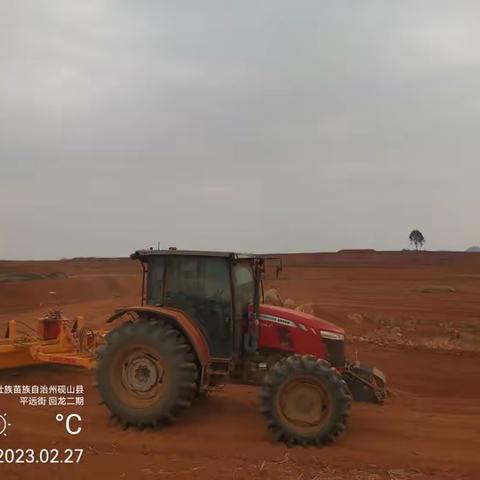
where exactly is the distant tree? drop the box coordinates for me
[409,230,425,250]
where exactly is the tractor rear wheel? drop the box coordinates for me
[95,318,198,429]
[260,355,351,446]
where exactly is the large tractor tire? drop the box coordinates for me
[95,318,198,429]
[260,355,352,446]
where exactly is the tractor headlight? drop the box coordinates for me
[320,330,344,341]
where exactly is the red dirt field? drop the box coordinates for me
[0,252,480,480]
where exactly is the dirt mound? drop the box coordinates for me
[0,257,137,276]
[0,273,141,313]
[263,288,283,306]
[269,250,480,269]
[0,272,68,283]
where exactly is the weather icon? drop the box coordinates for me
[0,413,11,437]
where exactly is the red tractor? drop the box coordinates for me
[96,250,387,446]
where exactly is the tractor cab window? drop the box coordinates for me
[232,261,255,319]
[146,257,165,306]
[164,256,232,358]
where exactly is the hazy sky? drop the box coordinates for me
[1,1,479,259]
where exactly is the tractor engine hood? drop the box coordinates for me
[258,304,345,337]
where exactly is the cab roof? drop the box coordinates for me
[131,249,258,262]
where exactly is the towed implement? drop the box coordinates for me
[0,310,101,370]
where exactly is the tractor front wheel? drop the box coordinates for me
[95,318,198,429]
[260,355,351,446]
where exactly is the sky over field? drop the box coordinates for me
[1,1,479,259]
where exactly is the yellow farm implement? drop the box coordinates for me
[0,311,103,371]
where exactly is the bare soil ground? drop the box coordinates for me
[0,252,479,480]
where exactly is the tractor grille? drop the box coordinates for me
[324,338,346,367]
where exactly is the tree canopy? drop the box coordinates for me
[409,230,425,250]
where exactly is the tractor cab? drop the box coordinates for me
[131,249,262,359]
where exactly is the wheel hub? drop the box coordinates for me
[120,352,165,400]
[126,356,161,393]
[279,378,330,429]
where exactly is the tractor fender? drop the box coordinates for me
[106,306,210,369]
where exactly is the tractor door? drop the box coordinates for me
[232,260,255,357]
[164,256,233,359]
